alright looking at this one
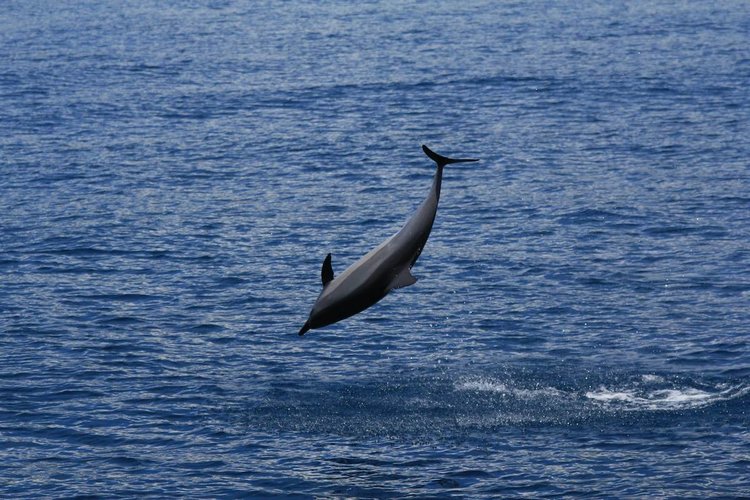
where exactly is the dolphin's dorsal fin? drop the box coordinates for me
[390,267,418,290]
[321,253,334,286]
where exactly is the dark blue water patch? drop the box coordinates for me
[403,171,433,183]
[210,276,247,288]
[718,195,750,205]
[46,388,107,401]
[105,455,159,468]
[642,224,703,237]
[191,323,225,334]
[26,244,171,261]
[78,293,164,303]
[557,208,646,226]
[0,259,22,268]
[96,316,143,326]
[205,336,237,346]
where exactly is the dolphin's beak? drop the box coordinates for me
[298,321,310,336]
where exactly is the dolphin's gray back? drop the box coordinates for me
[316,167,442,305]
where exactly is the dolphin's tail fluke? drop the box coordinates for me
[422,145,479,168]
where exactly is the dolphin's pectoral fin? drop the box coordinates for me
[321,253,334,286]
[390,267,418,290]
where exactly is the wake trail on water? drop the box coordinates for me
[235,371,750,441]
[455,374,750,412]
[584,380,750,411]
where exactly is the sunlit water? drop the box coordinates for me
[2,0,749,496]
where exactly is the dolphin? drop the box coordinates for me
[298,145,478,336]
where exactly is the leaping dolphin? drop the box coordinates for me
[298,145,479,336]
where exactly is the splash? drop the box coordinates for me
[456,374,750,412]
[585,382,750,411]
[455,377,567,399]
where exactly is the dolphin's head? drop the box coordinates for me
[298,288,340,336]
[298,320,311,336]
[298,293,326,336]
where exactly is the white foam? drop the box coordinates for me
[456,376,749,411]
[585,389,636,403]
[455,378,509,394]
[455,378,565,399]
[586,383,749,410]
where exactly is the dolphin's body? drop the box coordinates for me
[299,145,478,336]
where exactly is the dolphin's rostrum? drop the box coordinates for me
[299,145,479,336]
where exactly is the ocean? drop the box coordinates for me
[1,0,749,497]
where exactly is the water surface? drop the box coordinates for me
[2,0,749,496]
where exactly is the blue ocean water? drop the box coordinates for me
[2,0,749,496]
